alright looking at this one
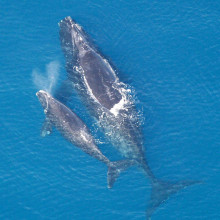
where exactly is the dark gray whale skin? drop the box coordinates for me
[58,17,145,161]
[37,90,134,188]
[42,17,199,219]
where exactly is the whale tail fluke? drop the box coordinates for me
[107,160,136,188]
[146,179,201,219]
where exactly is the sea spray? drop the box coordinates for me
[32,60,60,94]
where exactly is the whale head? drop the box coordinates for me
[36,90,51,113]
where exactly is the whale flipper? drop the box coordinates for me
[107,160,135,188]
[146,180,201,219]
[41,117,53,137]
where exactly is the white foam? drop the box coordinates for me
[110,87,130,116]
[110,96,127,116]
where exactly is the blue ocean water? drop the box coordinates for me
[0,0,219,219]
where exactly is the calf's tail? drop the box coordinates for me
[107,160,135,188]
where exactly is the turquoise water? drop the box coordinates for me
[0,1,219,219]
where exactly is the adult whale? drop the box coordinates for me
[37,90,134,188]
[43,17,199,218]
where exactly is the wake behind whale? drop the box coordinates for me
[40,17,200,219]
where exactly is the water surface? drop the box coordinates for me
[0,1,219,219]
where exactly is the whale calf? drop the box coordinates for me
[37,90,134,188]
[42,17,199,218]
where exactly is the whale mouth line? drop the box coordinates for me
[45,97,49,113]
[36,90,49,113]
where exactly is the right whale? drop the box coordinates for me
[37,90,134,189]
[44,17,199,218]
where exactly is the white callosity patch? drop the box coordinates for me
[36,90,50,114]
[75,23,83,31]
